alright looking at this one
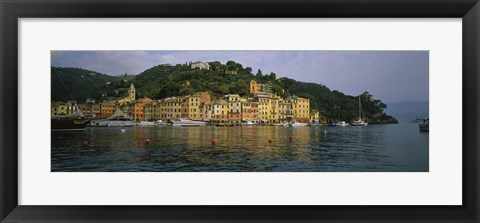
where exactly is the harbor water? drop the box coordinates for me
[51,122,428,172]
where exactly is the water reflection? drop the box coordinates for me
[51,123,428,172]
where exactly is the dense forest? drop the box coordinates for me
[51,61,397,124]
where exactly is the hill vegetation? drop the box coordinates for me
[51,61,398,124]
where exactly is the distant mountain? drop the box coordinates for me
[384,101,429,121]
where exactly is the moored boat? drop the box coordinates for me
[172,119,207,127]
[419,118,429,132]
[242,121,257,126]
[351,97,368,126]
[51,109,91,131]
[89,107,134,127]
[284,122,308,127]
[137,120,156,126]
[336,121,349,127]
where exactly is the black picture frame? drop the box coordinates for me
[1,0,479,222]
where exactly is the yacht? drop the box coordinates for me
[172,119,207,127]
[285,122,308,127]
[242,121,257,126]
[336,121,349,127]
[137,120,156,126]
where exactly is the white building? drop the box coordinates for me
[191,61,210,70]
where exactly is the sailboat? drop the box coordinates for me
[351,96,368,126]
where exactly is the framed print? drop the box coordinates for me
[1,0,479,222]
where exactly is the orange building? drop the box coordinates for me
[130,98,153,121]
[100,101,116,116]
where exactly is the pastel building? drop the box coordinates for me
[191,61,210,70]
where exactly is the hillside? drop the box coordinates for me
[51,62,398,124]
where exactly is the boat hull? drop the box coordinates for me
[89,120,134,127]
[419,123,429,132]
[51,118,91,131]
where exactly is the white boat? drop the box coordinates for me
[89,107,134,127]
[419,118,429,132]
[156,120,166,125]
[336,121,349,127]
[351,97,368,126]
[137,120,156,126]
[242,121,257,126]
[285,122,308,127]
[172,119,207,127]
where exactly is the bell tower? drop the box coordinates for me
[129,83,136,101]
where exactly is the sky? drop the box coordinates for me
[51,50,429,103]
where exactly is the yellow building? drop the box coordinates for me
[291,95,310,123]
[249,80,263,94]
[117,83,136,106]
[144,101,161,120]
[255,93,271,123]
[269,94,281,123]
[159,97,183,120]
[207,100,229,123]
[51,102,68,116]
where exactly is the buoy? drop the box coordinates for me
[212,138,216,145]
[145,139,150,145]
[121,129,125,133]
[268,138,272,143]
[289,136,293,142]
[82,140,89,148]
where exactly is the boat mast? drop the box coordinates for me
[358,96,362,120]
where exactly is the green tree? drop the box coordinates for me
[256,69,262,78]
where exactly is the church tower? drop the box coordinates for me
[129,83,136,101]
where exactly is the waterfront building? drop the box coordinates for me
[207,100,229,123]
[310,109,320,124]
[100,101,116,116]
[144,101,162,120]
[191,61,210,70]
[181,92,211,120]
[254,93,271,123]
[291,95,310,123]
[279,99,294,122]
[51,101,68,116]
[79,104,100,117]
[159,97,183,120]
[66,100,79,115]
[241,100,259,123]
[225,94,242,124]
[130,98,153,121]
[269,94,281,123]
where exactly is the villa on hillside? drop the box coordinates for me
[191,61,210,70]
